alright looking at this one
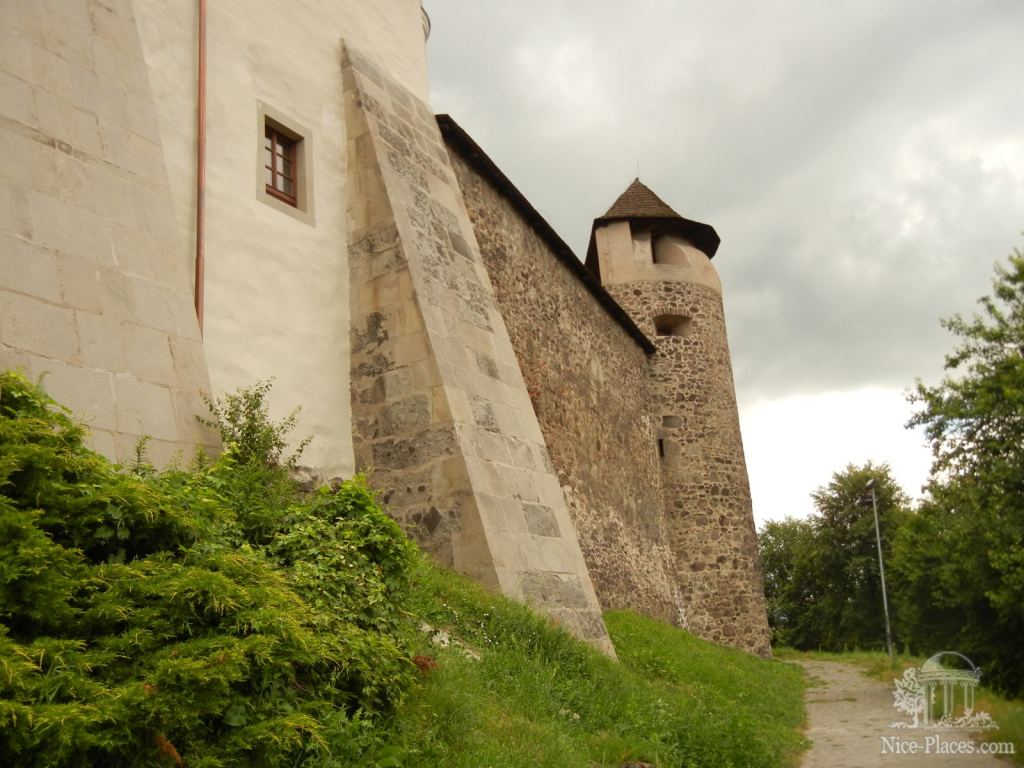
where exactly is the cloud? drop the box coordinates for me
[725,126,1024,399]
[424,1,1024,519]
[426,0,1024,398]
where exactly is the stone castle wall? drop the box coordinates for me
[131,0,432,479]
[3,4,772,659]
[606,276,771,656]
[446,149,683,625]
[0,0,216,464]
[343,45,614,655]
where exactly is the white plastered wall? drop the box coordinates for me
[133,0,429,478]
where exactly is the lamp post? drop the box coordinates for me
[865,478,894,657]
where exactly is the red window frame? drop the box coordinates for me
[264,125,297,206]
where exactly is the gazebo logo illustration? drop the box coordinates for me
[889,652,998,730]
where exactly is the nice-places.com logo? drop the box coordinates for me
[890,652,995,730]
[881,652,1015,758]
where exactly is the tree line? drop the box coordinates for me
[759,249,1024,698]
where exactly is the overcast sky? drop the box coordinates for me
[424,0,1024,525]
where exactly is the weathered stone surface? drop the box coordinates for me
[448,148,682,626]
[449,133,769,655]
[522,503,560,538]
[602,239,772,657]
[520,570,590,610]
[343,43,614,656]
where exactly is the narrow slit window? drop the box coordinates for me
[265,125,297,206]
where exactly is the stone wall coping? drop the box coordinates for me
[436,114,656,355]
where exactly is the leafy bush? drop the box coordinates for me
[199,379,311,469]
[197,380,312,545]
[0,372,415,767]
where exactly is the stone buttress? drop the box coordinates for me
[342,44,614,655]
[587,180,771,656]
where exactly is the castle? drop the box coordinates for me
[0,1,770,656]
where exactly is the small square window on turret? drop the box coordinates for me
[654,314,693,337]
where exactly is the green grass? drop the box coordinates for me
[376,560,806,767]
[775,648,1023,763]
[975,692,1024,764]
[0,371,804,766]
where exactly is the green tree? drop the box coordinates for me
[899,248,1024,695]
[810,463,909,651]
[757,463,909,651]
[758,517,818,648]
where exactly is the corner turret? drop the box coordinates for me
[588,179,771,656]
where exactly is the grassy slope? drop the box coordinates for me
[774,648,1023,763]
[0,371,802,766]
[380,560,806,768]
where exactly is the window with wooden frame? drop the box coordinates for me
[256,103,314,224]
[264,125,297,206]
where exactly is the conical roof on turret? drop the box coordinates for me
[601,178,682,220]
[591,178,721,259]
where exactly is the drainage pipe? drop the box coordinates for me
[194,0,207,334]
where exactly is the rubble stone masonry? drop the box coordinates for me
[446,149,684,625]
[606,267,771,657]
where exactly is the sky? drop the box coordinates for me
[423,0,1024,526]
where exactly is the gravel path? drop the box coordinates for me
[798,660,1012,767]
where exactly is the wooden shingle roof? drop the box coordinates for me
[601,178,682,220]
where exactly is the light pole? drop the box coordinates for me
[865,478,894,657]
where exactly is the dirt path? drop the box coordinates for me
[798,660,1011,767]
